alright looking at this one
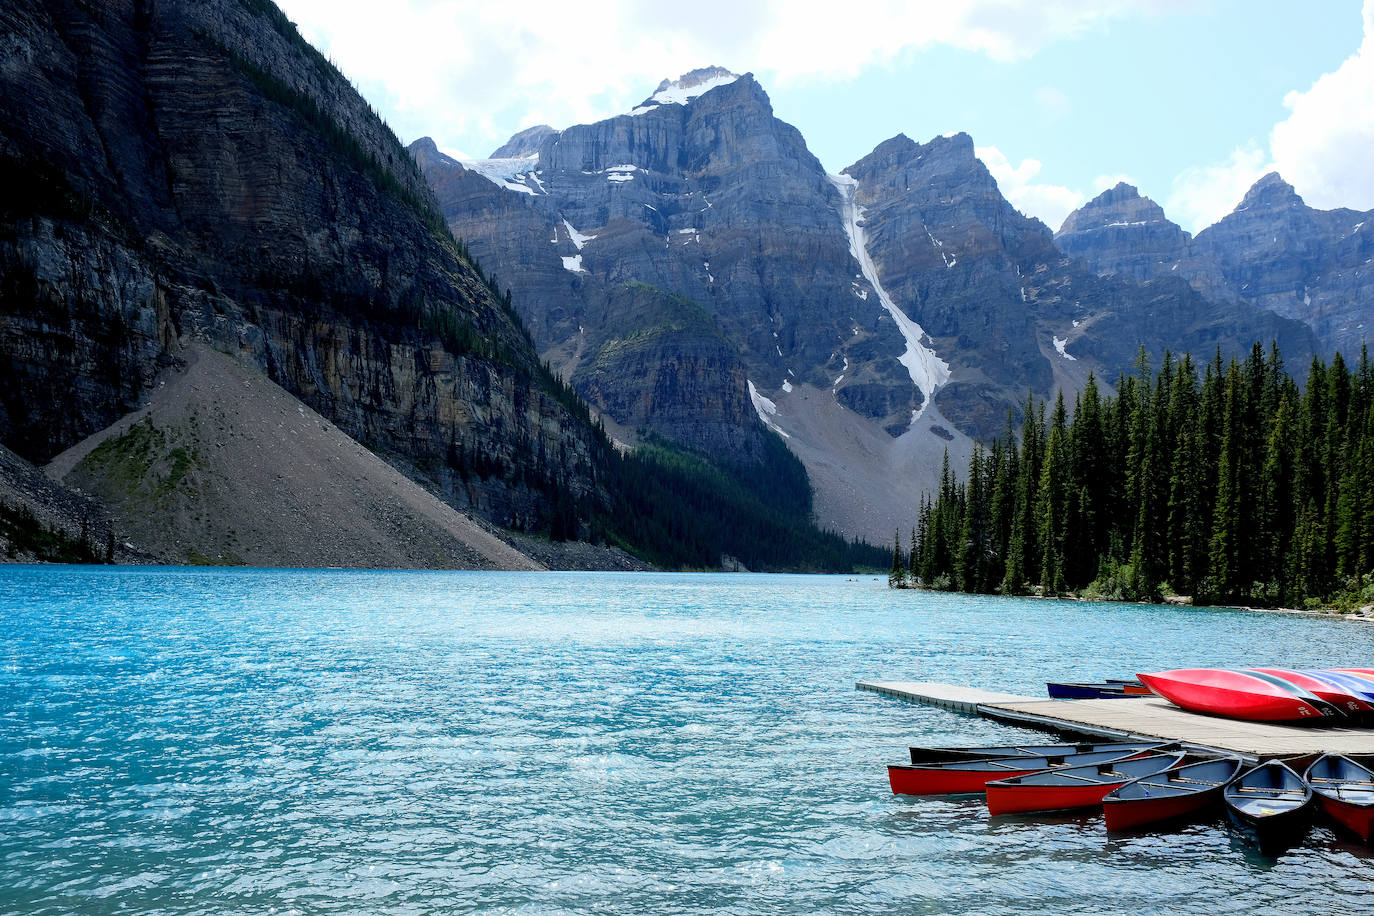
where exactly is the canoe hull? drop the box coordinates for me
[1318,795,1374,842]
[1104,790,1218,832]
[986,780,1125,816]
[889,763,1041,796]
[984,752,1185,816]
[1138,669,1333,722]
[890,748,1153,796]
[1224,762,1315,854]
[1225,803,1314,854]
[1046,682,1140,699]
[1102,758,1243,832]
[1304,753,1374,842]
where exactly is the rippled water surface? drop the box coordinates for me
[4,566,1374,914]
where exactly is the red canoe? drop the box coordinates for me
[907,741,1157,766]
[1305,753,1374,842]
[984,751,1186,816]
[1102,756,1244,831]
[888,747,1155,796]
[1137,668,1343,722]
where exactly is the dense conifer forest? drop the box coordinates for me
[893,344,1374,609]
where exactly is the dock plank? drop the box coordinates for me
[856,681,1035,712]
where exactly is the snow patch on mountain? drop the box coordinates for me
[747,380,789,438]
[829,174,950,423]
[461,156,542,195]
[563,220,596,250]
[630,67,741,116]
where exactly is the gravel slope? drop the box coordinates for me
[47,345,543,570]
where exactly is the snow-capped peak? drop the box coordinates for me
[629,66,741,116]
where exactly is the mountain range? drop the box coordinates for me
[1,3,1368,566]
[413,67,1348,543]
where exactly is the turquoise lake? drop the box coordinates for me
[3,566,1374,914]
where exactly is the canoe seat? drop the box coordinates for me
[1233,797,1305,816]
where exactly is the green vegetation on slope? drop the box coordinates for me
[598,432,885,572]
[0,500,108,563]
[897,343,1374,607]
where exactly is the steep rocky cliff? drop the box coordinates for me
[1057,177,1373,359]
[0,0,603,536]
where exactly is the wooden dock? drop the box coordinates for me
[857,680,1374,761]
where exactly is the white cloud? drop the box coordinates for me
[977,145,1086,229]
[1166,145,1271,234]
[1092,173,1137,193]
[275,0,1176,156]
[1270,0,1374,211]
[1166,0,1374,232]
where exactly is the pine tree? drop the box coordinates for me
[889,530,908,588]
[1037,393,1070,594]
[1208,362,1245,601]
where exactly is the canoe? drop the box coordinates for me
[1246,667,1374,715]
[1324,669,1374,700]
[1102,756,1244,831]
[889,747,1160,796]
[1137,668,1344,722]
[1047,681,1149,699]
[907,741,1158,766]
[984,751,1186,816]
[1304,753,1374,842]
[1223,761,1314,853]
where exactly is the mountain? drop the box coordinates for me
[0,7,884,572]
[1057,177,1374,359]
[418,72,1319,543]
[0,0,612,565]
[1055,182,1197,284]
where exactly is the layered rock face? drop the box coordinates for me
[417,71,921,465]
[0,0,603,530]
[1057,177,1374,359]
[418,70,1321,541]
[1056,182,1197,284]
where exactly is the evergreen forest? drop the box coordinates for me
[893,344,1374,609]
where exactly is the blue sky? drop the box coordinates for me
[279,0,1372,232]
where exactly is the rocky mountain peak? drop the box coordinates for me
[631,66,743,114]
[1057,182,1171,235]
[408,136,462,169]
[490,124,559,158]
[1239,172,1303,211]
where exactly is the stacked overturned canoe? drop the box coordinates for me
[1138,667,1374,722]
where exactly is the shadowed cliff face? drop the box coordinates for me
[0,0,603,529]
[1057,177,1373,361]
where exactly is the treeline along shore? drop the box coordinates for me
[892,343,1374,610]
